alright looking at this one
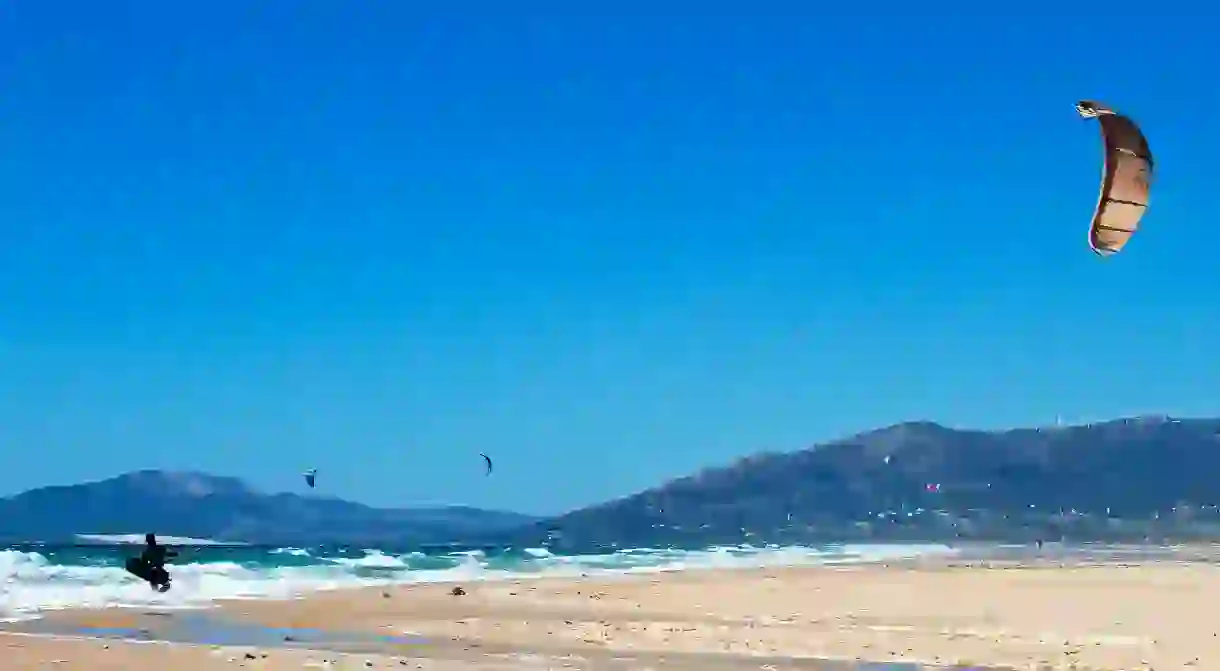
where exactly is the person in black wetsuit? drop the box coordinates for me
[140,533,177,589]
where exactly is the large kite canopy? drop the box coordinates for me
[1076,100,1153,257]
[480,453,492,475]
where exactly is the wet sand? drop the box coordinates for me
[10,553,1220,670]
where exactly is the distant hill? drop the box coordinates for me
[0,470,539,545]
[523,416,1220,547]
[12,417,1220,548]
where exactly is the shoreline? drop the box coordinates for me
[7,539,1212,624]
[6,553,1220,669]
[0,540,962,618]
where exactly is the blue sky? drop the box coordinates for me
[0,4,1216,514]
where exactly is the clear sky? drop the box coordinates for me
[0,4,1216,515]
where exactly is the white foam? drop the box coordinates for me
[269,547,311,557]
[0,543,955,619]
[327,550,409,569]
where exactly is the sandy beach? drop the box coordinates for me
[8,555,1220,670]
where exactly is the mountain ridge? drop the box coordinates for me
[0,469,538,544]
[522,415,1220,547]
[7,415,1220,546]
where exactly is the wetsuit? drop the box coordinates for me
[140,537,177,588]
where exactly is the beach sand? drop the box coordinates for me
[0,633,399,670]
[10,556,1220,670]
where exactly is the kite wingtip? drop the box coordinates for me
[1075,100,1109,119]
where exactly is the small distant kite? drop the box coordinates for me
[303,469,316,488]
[1075,100,1153,257]
[480,453,492,476]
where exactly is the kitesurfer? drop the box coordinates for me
[141,533,176,590]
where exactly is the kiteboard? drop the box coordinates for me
[125,557,172,592]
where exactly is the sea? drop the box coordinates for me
[0,538,958,621]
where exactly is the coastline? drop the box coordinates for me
[6,548,1219,669]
